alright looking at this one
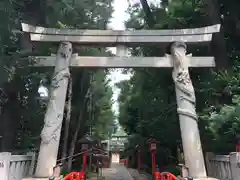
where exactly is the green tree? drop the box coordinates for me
[118,0,240,171]
[0,0,116,161]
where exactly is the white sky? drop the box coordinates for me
[108,0,158,115]
[107,0,130,115]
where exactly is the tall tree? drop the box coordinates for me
[119,0,240,171]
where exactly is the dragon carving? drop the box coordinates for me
[170,42,198,121]
[41,42,72,144]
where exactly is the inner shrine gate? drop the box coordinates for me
[21,23,220,180]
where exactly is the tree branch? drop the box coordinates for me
[139,0,156,28]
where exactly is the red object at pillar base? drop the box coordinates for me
[64,172,85,180]
[155,172,161,180]
[159,172,177,180]
[155,172,177,180]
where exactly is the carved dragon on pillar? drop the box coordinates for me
[41,42,72,145]
[170,41,198,121]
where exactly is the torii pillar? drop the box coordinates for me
[170,42,215,179]
[35,42,72,177]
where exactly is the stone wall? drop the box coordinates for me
[205,152,240,180]
[0,152,36,180]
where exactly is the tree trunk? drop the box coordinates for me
[0,83,20,152]
[67,94,89,171]
[67,70,91,171]
[21,0,47,54]
[139,0,155,28]
[61,76,73,165]
[203,0,230,68]
[0,0,46,152]
[0,105,14,151]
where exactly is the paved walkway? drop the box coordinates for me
[102,163,134,180]
[128,168,151,180]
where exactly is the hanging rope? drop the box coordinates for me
[57,146,108,163]
[57,148,92,162]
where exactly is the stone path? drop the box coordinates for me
[102,163,134,180]
[128,168,151,180]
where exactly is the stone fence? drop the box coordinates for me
[0,152,36,180]
[205,152,240,180]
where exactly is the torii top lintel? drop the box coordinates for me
[21,23,220,46]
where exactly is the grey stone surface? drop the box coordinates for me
[29,56,215,68]
[103,164,134,180]
[29,33,213,45]
[34,42,72,177]
[21,23,220,45]
[21,23,220,36]
[171,42,207,178]
[127,169,150,180]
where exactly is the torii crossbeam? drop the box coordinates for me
[21,23,220,180]
[22,23,220,45]
[28,55,215,68]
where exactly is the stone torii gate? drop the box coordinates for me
[21,23,220,180]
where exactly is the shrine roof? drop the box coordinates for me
[78,134,96,143]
